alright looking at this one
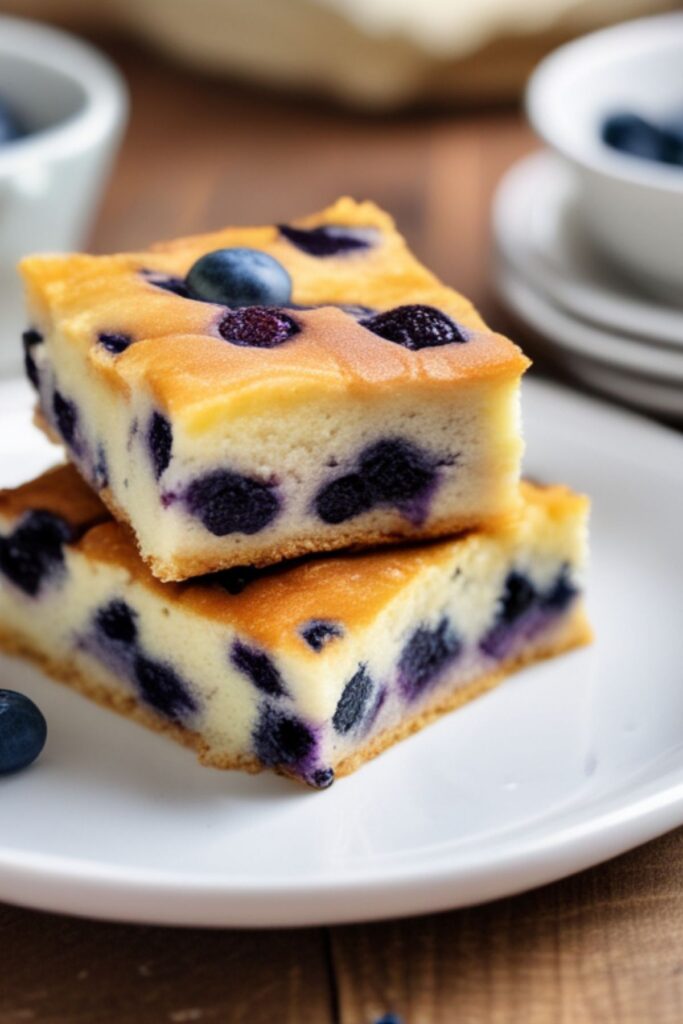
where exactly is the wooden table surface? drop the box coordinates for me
[2,37,682,1024]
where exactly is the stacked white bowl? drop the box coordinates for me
[493,13,683,420]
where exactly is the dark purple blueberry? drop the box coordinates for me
[95,600,138,646]
[52,390,78,450]
[542,567,577,613]
[314,473,372,525]
[479,572,539,659]
[278,224,377,257]
[231,641,287,698]
[0,101,25,145]
[374,1015,403,1024]
[214,565,261,595]
[398,617,461,701]
[218,306,299,348]
[361,305,467,350]
[22,329,42,390]
[0,690,47,774]
[498,572,537,625]
[142,270,191,298]
[0,510,72,596]
[185,470,280,536]
[133,654,198,722]
[94,445,109,490]
[300,619,344,652]
[253,706,315,768]
[333,665,373,735]
[97,332,132,355]
[186,247,292,308]
[602,112,683,166]
[311,767,335,789]
[148,413,173,480]
[361,438,435,504]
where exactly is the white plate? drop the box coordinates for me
[497,260,683,420]
[0,376,682,928]
[493,151,683,351]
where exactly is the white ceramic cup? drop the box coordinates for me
[526,13,683,303]
[0,16,127,376]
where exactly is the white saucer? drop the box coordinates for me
[1,377,682,927]
[497,260,683,419]
[493,151,683,351]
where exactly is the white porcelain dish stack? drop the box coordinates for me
[493,13,683,422]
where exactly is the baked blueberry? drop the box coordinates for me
[398,617,461,700]
[300,619,344,652]
[314,473,372,525]
[0,510,72,596]
[253,706,315,768]
[543,567,577,612]
[98,331,132,355]
[142,270,191,298]
[22,328,43,389]
[480,571,539,659]
[214,565,261,595]
[186,247,292,307]
[499,571,537,624]
[52,390,79,450]
[218,306,300,348]
[311,766,335,789]
[333,666,373,735]
[185,470,280,536]
[361,305,467,350]
[148,412,173,480]
[94,445,109,490]
[231,641,287,698]
[361,438,435,504]
[0,690,47,774]
[95,599,138,646]
[278,223,377,257]
[134,654,198,722]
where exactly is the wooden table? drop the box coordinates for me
[2,38,682,1024]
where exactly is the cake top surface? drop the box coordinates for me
[0,465,587,660]
[20,198,529,432]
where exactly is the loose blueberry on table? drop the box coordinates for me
[0,690,47,774]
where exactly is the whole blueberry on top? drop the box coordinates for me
[0,690,47,774]
[361,305,468,350]
[185,247,292,308]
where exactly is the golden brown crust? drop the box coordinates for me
[0,604,591,787]
[20,197,529,426]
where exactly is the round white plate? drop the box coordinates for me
[493,151,683,351]
[497,260,683,420]
[1,377,682,928]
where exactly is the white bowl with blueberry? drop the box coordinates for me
[526,12,683,300]
[0,16,127,375]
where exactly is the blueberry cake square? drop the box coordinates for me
[21,198,530,581]
[0,465,590,787]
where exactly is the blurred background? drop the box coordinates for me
[0,0,681,415]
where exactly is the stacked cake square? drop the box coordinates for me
[0,198,590,787]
